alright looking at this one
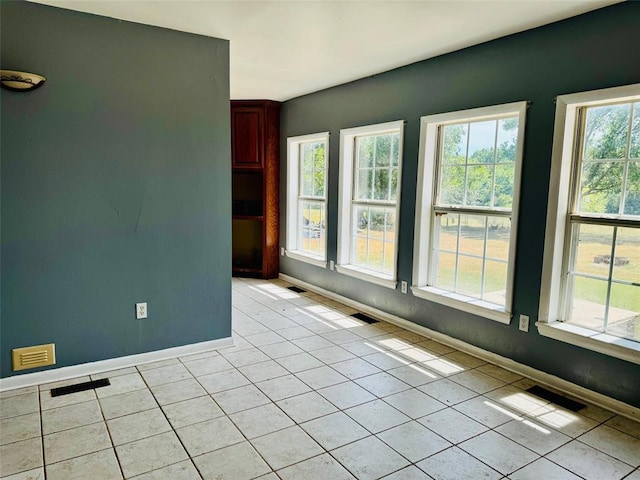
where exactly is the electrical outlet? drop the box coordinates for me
[329,260,335,270]
[281,247,285,256]
[401,281,408,294]
[519,314,529,332]
[136,302,148,320]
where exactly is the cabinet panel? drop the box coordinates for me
[232,108,263,168]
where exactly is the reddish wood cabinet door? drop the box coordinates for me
[231,107,263,168]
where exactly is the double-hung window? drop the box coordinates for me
[337,121,404,288]
[540,84,640,363]
[413,102,527,323]
[285,133,329,267]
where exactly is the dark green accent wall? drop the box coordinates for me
[1,2,231,378]
[280,2,640,407]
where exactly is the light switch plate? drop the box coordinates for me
[519,314,529,332]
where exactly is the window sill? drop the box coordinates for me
[285,250,327,269]
[335,265,397,290]
[536,321,640,365]
[411,286,511,325]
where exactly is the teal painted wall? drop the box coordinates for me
[1,2,231,377]
[280,3,640,406]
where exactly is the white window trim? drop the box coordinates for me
[412,101,528,324]
[337,120,404,288]
[285,132,329,268]
[539,83,640,365]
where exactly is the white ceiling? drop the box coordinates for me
[30,0,619,101]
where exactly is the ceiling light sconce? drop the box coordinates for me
[1,70,46,91]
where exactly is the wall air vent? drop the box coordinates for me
[12,343,56,371]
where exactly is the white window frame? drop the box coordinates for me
[539,84,640,365]
[337,120,404,289]
[412,102,528,324]
[285,132,330,268]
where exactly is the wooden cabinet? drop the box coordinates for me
[231,100,280,278]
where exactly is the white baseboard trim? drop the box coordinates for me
[0,337,234,392]
[280,273,640,421]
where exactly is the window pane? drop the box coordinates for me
[457,255,483,297]
[375,135,391,166]
[458,215,486,256]
[467,120,496,164]
[299,202,325,257]
[435,252,456,291]
[607,283,640,342]
[572,223,613,279]
[496,117,519,163]
[356,169,373,200]
[612,227,640,283]
[484,260,507,306]
[390,169,398,202]
[630,103,640,158]
[301,170,314,196]
[438,213,459,253]
[486,217,510,262]
[624,161,640,216]
[494,164,515,208]
[442,124,467,165]
[578,161,623,214]
[358,136,375,167]
[391,134,400,166]
[569,276,608,331]
[440,166,465,205]
[465,165,493,207]
[583,103,630,160]
[374,169,390,200]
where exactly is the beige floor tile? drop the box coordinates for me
[178,349,219,363]
[495,418,571,455]
[256,374,311,401]
[39,377,90,392]
[230,403,294,439]
[458,431,540,475]
[361,351,412,371]
[332,436,410,480]
[383,388,447,419]
[276,391,338,423]
[212,384,270,415]
[251,425,323,470]
[150,378,207,406]
[273,326,315,341]
[0,393,39,419]
[42,400,102,435]
[136,359,179,372]
[476,364,523,384]
[378,421,451,462]
[453,396,522,428]
[277,453,355,480]
[386,364,441,387]
[258,341,305,359]
[345,399,411,434]
[182,355,233,377]
[129,460,200,479]
[0,437,43,478]
[0,466,45,480]
[579,424,640,466]
[239,360,289,383]
[276,352,324,373]
[449,370,506,394]
[418,378,477,405]
[291,336,335,352]
[309,345,356,364]
[99,388,158,419]
[0,413,41,446]
[177,416,244,457]
[139,364,192,387]
[484,385,550,415]
[222,347,270,368]
[381,465,432,479]
[43,422,111,464]
[300,412,370,450]
[527,405,598,438]
[331,357,382,380]
[606,415,640,439]
[40,389,96,411]
[116,431,188,478]
[91,367,137,381]
[94,373,146,399]
[245,331,286,347]
[444,351,486,368]
[416,446,502,480]
[193,441,271,480]
[162,395,224,428]
[107,409,171,446]
[508,458,582,480]
[45,448,122,480]
[296,366,348,390]
[0,386,38,400]
[317,381,376,410]
[418,407,488,444]
[547,440,634,480]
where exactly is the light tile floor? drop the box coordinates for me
[1,277,639,479]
